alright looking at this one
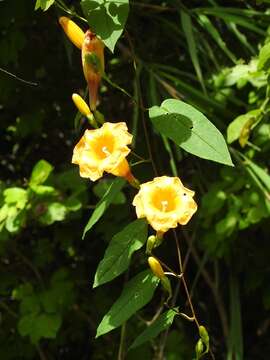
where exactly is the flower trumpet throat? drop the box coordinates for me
[133,176,197,233]
[148,257,165,279]
[59,17,85,50]
[72,122,136,182]
[82,30,104,111]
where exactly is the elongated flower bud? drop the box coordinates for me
[72,93,91,116]
[148,257,165,279]
[82,30,104,111]
[59,17,85,50]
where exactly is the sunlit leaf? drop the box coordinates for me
[81,0,129,52]
[149,99,233,166]
[29,160,54,186]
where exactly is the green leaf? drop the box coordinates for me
[29,160,54,186]
[258,42,270,71]
[94,219,148,288]
[83,177,125,239]
[30,184,58,196]
[5,208,26,233]
[149,99,233,166]
[4,188,28,208]
[96,270,159,337]
[93,179,126,204]
[18,313,61,344]
[197,14,237,63]
[246,159,270,192]
[81,0,129,53]
[35,0,55,11]
[180,10,205,93]
[227,109,261,144]
[39,202,67,225]
[129,309,177,350]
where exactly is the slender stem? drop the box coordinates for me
[173,230,215,359]
[184,233,229,340]
[117,322,126,360]
[0,67,38,86]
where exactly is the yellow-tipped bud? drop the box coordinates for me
[148,257,165,279]
[82,30,105,111]
[72,93,91,116]
[59,17,85,50]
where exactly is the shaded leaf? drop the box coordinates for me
[96,270,159,337]
[93,179,126,204]
[83,177,125,238]
[94,219,148,288]
[129,309,177,350]
[180,10,205,92]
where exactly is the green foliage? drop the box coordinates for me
[35,0,55,11]
[96,270,159,337]
[82,177,125,238]
[149,99,233,166]
[81,0,129,53]
[129,309,177,350]
[29,159,53,186]
[93,219,148,287]
[2,0,270,359]
[13,269,75,344]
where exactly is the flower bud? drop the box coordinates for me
[146,235,156,255]
[195,339,204,358]
[72,93,91,116]
[148,257,165,279]
[199,325,209,352]
[59,17,85,50]
[82,30,104,111]
[161,276,172,298]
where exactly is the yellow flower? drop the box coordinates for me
[72,93,91,116]
[72,122,133,181]
[59,17,85,50]
[82,30,104,111]
[133,176,197,233]
[148,257,165,279]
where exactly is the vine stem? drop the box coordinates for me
[173,230,215,360]
[117,322,126,360]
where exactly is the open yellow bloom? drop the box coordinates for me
[133,176,197,233]
[72,122,133,181]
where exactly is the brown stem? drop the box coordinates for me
[183,232,229,341]
[173,230,215,360]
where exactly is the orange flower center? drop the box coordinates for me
[91,134,115,160]
[151,188,177,212]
